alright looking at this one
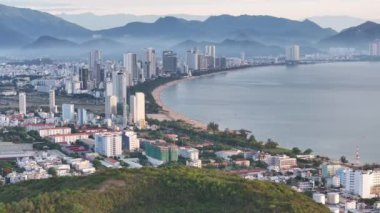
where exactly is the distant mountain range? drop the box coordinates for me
[57,13,208,30]
[97,15,336,47]
[320,21,380,48]
[308,16,380,32]
[0,4,91,47]
[1,3,380,57]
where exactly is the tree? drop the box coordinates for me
[207,122,219,133]
[303,148,313,155]
[47,167,57,177]
[340,156,348,164]
[292,147,302,155]
[264,139,278,149]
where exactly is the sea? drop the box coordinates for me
[161,62,380,163]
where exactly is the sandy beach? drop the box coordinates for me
[150,77,208,130]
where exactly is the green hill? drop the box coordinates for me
[0,167,328,213]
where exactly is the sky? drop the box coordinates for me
[1,0,380,20]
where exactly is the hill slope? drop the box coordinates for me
[0,4,92,47]
[98,15,336,46]
[0,167,329,212]
[320,21,380,48]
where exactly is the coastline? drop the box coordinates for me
[151,76,208,129]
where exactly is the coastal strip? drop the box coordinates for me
[151,77,208,130]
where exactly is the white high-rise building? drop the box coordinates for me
[105,95,118,118]
[129,92,145,128]
[286,45,300,62]
[342,169,380,199]
[123,131,140,151]
[123,53,138,84]
[77,108,87,126]
[62,104,75,122]
[369,40,380,56]
[186,49,199,71]
[89,50,102,85]
[49,89,56,114]
[105,80,113,97]
[113,72,128,105]
[95,132,122,157]
[205,45,216,69]
[146,48,157,78]
[19,92,26,115]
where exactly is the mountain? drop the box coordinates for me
[320,21,380,48]
[174,39,283,56]
[97,15,336,46]
[0,167,329,212]
[309,16,368,32]
[58,13,208,30]
[0,4,92,47]
[25,36,78,49]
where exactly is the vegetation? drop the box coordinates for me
[0,167,329,212]
[130,77,179,113]
[149,119,294,156]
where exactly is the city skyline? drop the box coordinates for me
[1,0,380,20]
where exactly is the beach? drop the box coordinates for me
[150,77,208,130]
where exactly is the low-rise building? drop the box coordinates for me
[179,146,199,161]
[39,127,71,137]
[48,133,89,144]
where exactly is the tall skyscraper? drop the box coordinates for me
[369,40,380,56]
[123,53,138,84]
[146,48,157,78]
[95,132,122,157]
[79,68,89,90]
[77,108,87,126]
[130,92,146,128]
[162,51,178,73]
[114,72,128,105]
[105,80,113,97]
[286,45,301,62]
[49,89,56,114]
[105,95,118,118]
[19,92,26,115]
[62,104,75,122]
[205,45,216,69]
[186,49,199,71]
[89,50,102,86]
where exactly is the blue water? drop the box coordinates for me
[161,62,380,163]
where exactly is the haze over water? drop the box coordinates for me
[161,62,380,163]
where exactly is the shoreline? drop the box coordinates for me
[151,76,208,129]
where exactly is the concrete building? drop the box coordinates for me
[49,89,56,114]
[312,193,326,205]
[124,53,138,84]
[122,131,140,151]
[186,49,199,71]
[19,92,26,115]
[129,92,145,128]
[38,127,71,137]
[49,133,89,144]
[369,40,380,56]
[105,95,118,118]
[205,45,216,68]
[321,164,343,178]
[77,108,87,126]
[89,50,102,86]
[266,155,297,170]
[95,132,123,157]
[178,147,199,161]
[146,48,157,78]
[343,169,380,199]
[62,104,75,122]
[286,45,300,62]
[162,50,177,73]
[142,140,178,162]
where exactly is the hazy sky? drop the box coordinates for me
[1,0,380,19]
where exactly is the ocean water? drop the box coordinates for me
[161,62,380,163]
